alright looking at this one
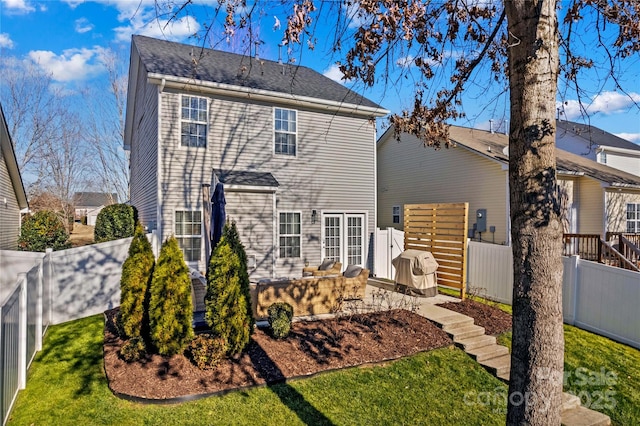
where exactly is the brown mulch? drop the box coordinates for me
[103,308,452,401]
[437,299,512,335]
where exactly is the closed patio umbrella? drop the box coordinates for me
[211,181,226,250]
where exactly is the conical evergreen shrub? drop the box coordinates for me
[221,222,254,331]
[148,236,194,356]
[206,236,251,356]
[118,223,154,340]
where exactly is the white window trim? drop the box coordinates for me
[273,107,298,156]
[278,210,302,259]
[626,203,640,233]
[180,94,208,148]
[174,209,203,264]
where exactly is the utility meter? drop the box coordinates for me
[476,209,487,233]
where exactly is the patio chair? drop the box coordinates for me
[340,265,369,300]
[302,259,343,277]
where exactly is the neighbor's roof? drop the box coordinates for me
[445,125,640,189]
[132,35,386,113]
[0,103,28,210]
[73,192,118,207]
[556,119,640,152]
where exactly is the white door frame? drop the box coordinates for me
[321,211,368,268]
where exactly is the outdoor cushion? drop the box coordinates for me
[318,259,335,271]
[343,264,363,278]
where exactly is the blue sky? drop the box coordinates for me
[1,0,639,143]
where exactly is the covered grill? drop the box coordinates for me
[391,249,439,297]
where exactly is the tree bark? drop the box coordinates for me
[505,1,564,424]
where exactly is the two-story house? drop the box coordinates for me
[124,35,388,279]
[556,119,640,177]
[0,103,29,250]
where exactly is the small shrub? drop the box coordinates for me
[119,337,146,363]
[81,215,87,226]
[18,210,71,252]
[187,334,228,370]
[222,222,254,331]
[94,204,136,243]
[268,302,294,339]
[148,236,194,356]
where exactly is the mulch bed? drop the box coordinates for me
[437,299,512,335]
[103,308,452,401]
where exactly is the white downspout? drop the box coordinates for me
[155,79,166,257]
[272,191,277,278]
[372,121,378,270]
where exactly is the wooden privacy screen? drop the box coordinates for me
[404,203,469,299]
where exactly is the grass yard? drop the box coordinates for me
[9,315,508,426]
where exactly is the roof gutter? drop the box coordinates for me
[598,145,640,156]
[147,73,390,118]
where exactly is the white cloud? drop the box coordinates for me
[323,63,353,84]
[28,47,109,82]
[0,33,14,49]
[75,17,94,34]
[559,91,640,119]
[396,55,414,68]
[615,133,640,144]
[114,14,200,42]
[1,0,35,13]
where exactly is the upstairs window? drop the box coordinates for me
[175,210,202,262]
[274,108,297,155]
[279,212,301,258]
[181,95,207,147]
[627,203,640,233]
[392,205,401,224]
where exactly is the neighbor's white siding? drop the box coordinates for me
[603,151,640,178]
[128,47,159,232]
[158,90,377,276]
[0,143,21,250]
[377,133,509,245]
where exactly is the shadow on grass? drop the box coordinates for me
[35,315,106,397]
[248,341,335,426]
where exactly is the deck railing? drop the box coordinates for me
[563,234,639,272]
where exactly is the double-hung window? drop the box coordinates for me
[274,108,297,155]
[175,211,202,262]
[181,95,207,147]
[627,203,640,233]
[279,212,301,258]
[392,205,401,224]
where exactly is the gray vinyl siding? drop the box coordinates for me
[128,51,158,231]
[158,90,376,277]
[377,132,509,245]
[0,150,20,249]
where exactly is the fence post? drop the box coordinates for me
[563,255,579,326]
[18,273,27,390]
[35,258,43,352]
[45,248,53,327]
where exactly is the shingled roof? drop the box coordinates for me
[556,119,640,152]
[132,35,385,111]
[446,125,640,189]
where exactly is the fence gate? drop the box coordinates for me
[404,203,469,299]
[374,227,405,280]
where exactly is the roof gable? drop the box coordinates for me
[73,192,118,207]
[556,119,640,152]
[132,35,384,111]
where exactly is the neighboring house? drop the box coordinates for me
[556,119,640,177]
[73,192,118,226]
[0,103,29,249]
[124,35,388,278]
[377,125,640,244]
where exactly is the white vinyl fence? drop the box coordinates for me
[373,227,405,280]
[0,236,133,425]
[467,241,640,350]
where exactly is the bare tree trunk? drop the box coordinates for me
[505,1,564,424]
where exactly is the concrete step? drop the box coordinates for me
[451,324,485,341]
[562,392,581,412]
[480,354,511,376]
[438,314,475,332]
[561,406,611,426]
[455,334,496,351]
[466,343,509,362]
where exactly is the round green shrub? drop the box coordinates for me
[119,337,147,363]
[148,236,194,356]
[118,223,155,340]
[18,210,71,252]
[206,237,252,356]
[268,302,294,339]
[187,334,228,370]
[94,204,136,243]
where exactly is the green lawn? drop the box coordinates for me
[10,306,639,426]
[9,315,508,425]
